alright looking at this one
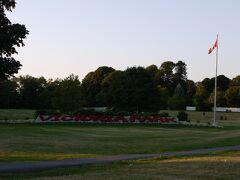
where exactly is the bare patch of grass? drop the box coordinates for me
[0,151,97,162]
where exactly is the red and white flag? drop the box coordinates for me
[208,38,218,54]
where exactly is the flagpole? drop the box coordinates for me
[213,34,219,126]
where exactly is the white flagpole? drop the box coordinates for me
[213,34,219,126]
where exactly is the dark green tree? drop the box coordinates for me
[0,78,19,108]
[52,74,82,113]
[99,67,160,112]
[157,86,169,109]
[215,75,230,91]
[0,0,29,79]
[225,86,240,107]
[173,61,187,90]
[230,75,240,87]
[202,78,213,93]
[155,61,175,90]
[208,89,226,107]
[168,83,186,110]
[18,76,47,109]
[145,64,158,80]
[202,75,230,93]
[39,79,61,109]
[186,80,196,106]
[81,66,115,107]
[97,71,125,107]
[194,83,210,111]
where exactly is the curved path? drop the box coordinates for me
[1,145,240,173]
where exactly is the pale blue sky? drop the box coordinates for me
[8,0,240,81]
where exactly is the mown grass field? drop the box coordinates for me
[0,109,35,120]
[0,109,240,179]
[0,123,240,162]
[1,151,240,179]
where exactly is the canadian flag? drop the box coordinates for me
[208,38,218,54]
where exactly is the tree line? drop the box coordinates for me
[1,62,240,113]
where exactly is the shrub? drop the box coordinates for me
[73,109,100,115]
[116,111,133,116]
[177,111,188,121]
[168,97,186,110]
[159,112,169,117]
[34,110,60,118]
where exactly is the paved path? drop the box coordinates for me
[0,145,240,173]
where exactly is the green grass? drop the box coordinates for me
[0,109,240,162]
[164,110,240,127]
[0,109,35,120]
[0,109,240,178]
[1,151,240,180]
[0,123,240,162]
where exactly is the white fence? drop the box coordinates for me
[215,107,240,112]
[186,106,240,112]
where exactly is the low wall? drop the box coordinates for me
[215,107,240,112]
[35,115,179,124]
[186,106,196,111]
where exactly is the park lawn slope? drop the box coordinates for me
[0,124,240,162]
[0,109,35,120]
[1,151,240,179]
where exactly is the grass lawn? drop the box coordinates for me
[165,110,240,127]
[0,109,240,178]
[0,123,240,162]
[0,109,35,120]
[1,151,240,179]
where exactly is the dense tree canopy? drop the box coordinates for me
[225,86,240,107]
[99,67,160,112]
[1,61,240,113]
[173,61,187,90]
[194,83,210,111]
[155,61,175,89]
[52,74,82,113]
[81,66,115,107]
[18,76,47,109]
[0,0,29,79]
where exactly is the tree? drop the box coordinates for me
[173,61,187,90]
[202,75,230,93]
[0,78,19,108]
[18,76,47,109]
[81,66,115,107]
[231,75,240,87]
[52,74,82,113]
[186,80,196,106]
[215,75,230,91]
[208,89,226,107]
[225,86,240,107]
[99,67,160,112]
[96,71,125,107]
[155,61,175,90]
[157,86,169,109]
[0,0,29,79]
[194,83,210,111]
[39,78,61,109]
[168,83,186,110]
[145,64,158,80]
[202,78,213,93]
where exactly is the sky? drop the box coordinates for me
[7,0,240,82]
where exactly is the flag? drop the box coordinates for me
[208,38,218,54]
